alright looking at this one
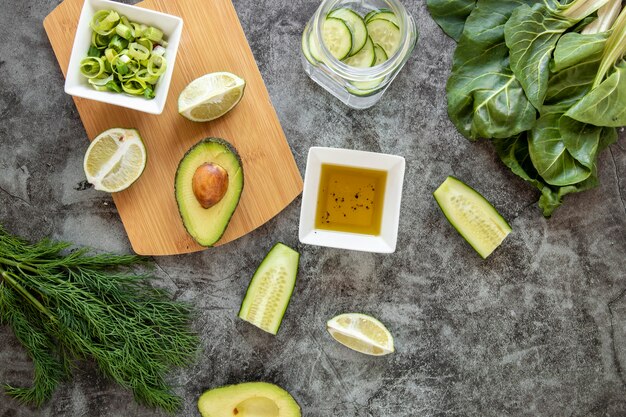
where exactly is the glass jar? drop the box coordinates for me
[301,0,417,109]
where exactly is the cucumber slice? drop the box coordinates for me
[238,243,300,335]
[373,43,388,65]
[366,11,399,26]
[364,8,391,22]
[302,26,315,64]
[347,77,384,96]
[328,8,368,56]
[321,17,352,60]
[367,19,402,57]
[343,36,375,68]
[433,177,511,259]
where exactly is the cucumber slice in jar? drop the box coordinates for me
[238,243,300,335]
[367,19,402,57]
[373,43,388,65]
[433,177,511,259]
[302,24,316,64]
[328,8,368,56]
[320,17,353,60]
[366,11,399,26]
[343,36,375,68]
[364,8,392,22]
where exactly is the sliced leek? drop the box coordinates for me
[81,9,168,99]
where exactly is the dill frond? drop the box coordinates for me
[0,225,199,413]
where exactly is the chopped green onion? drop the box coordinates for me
[128,42,150,60]
[81,9,168,98]
[106,80,122,93]
[115,23,133,40]
[143,26,164,42]
[147,54,166,77]
[91,32,110,49]
[90,10,120,35]
[122,78,148,95]
[87,45,100,57]
[108,34,128,53]
[79,57,105,78]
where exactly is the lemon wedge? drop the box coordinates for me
[326,313,394,356]
[178,72,246,122]
[83,128,147,193]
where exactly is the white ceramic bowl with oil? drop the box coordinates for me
[299,147,406,253]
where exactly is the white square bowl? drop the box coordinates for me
[299,147,406,253]
[64,0,183,114]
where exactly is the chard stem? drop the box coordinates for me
[561,0,611,20]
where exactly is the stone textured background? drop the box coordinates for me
[1,0,626,416]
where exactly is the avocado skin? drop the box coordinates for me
[175,137,244,247]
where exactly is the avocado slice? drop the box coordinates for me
[198,382,301,417]
[175,138,244,246]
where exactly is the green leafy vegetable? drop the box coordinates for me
[426,0,477,41]
[505,0,609,109]
[0,226,198,413]
[446,0,537,140]
[429,0,625,216]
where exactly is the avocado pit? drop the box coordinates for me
[192,162,229,209]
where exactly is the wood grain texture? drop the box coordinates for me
[43,0,303,255]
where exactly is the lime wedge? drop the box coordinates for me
[326,313,394,356]
[178,72,246,122]
[83,128,147,193]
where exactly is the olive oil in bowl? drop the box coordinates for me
[315,164,387,235]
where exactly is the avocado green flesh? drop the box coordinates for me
[175,138,243,246]
[197,382,301,417]
[433,176,511,259]
[239,243,299,335]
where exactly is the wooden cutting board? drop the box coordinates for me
[43,0,303,255]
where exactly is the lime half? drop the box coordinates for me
[178,72,246,122]
[326,313,394,356]
[83,128,147,193]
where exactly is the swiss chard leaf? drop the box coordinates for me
[566,60,626,126]
[545,32,607,107]
[504,0,598,110]
[426,0,477,41]
[494,130,614,217]
[527,111,593,186]
[446,0,538,140]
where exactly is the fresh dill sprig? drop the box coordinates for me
[0,225,198,413]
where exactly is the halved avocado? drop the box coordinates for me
[198,382,301,417]
[175,138,244,246]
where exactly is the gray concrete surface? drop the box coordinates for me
[1,0,626,416]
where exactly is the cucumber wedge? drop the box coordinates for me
[366,11,400,26]
[367,19,402,57]
[433,177,511,259]
[321,17,353,60]
[238,243,300,335]
[343,36,375,67]
[328,8,368,56]
[373,43,388,65]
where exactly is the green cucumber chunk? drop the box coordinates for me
[367,19,401,57]
[343,36,375,67]
[433,176,511,259]
[238,243,300,335]
[373,43,388,65]
[321,17,352,60]
[366,11,399,26]
[328,8,368,56]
